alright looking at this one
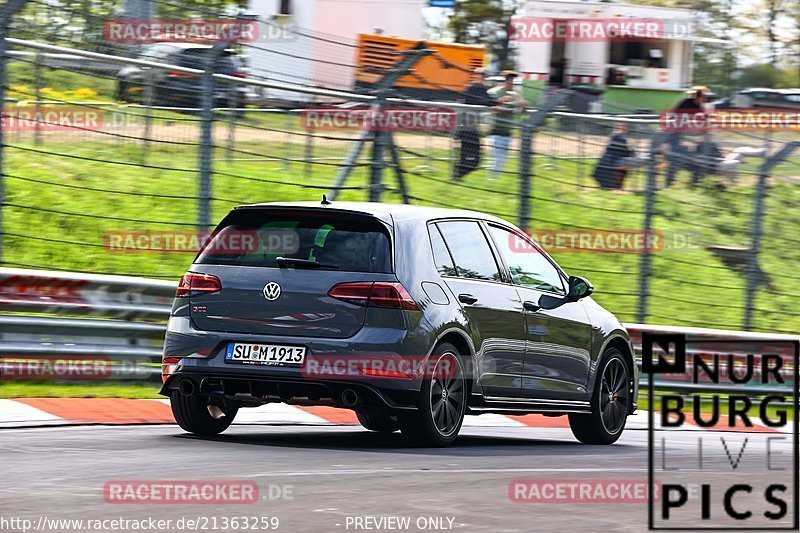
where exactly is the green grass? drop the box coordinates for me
[7,61,117,101]
[0,381,161,399]
[3,108,800,334]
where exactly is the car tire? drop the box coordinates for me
[398,343,466,447]
[170,392,238,436]
[356,411,399,433]
[568,348,631,445]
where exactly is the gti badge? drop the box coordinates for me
[263,282,281,301]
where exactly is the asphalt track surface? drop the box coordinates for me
[2,422,795,533]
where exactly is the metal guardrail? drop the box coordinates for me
[0,268,175,379]
[7,50,123,73]
[0,268,796,388]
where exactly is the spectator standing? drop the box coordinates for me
[487,71,527,180]
[665,86,709,187]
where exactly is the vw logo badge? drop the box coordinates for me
[263,282,281,301]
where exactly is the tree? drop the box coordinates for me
[449,0,518,71]
[690,0,740,95]
[788,0,800,85]
[12,0,247,50]
[737,63,784,87]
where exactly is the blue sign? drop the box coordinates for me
[430,0,455,7]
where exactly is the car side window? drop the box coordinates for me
[428,225,457,277]
[436,221,502,282]
[487,225,565,294]
[140,45,170,62]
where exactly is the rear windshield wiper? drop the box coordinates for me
[275,257,339,269]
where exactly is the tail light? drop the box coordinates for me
[167,70,196,78]
[328,282,418,310]
[175,272,221,298]
[162,356,182,383]
[231,72,247,78]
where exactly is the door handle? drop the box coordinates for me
[458,293,478,305]
[523,301,541,312]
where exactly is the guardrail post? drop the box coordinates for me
[198,43,226,231]
[0,0,31,266]
[742,141,799,330]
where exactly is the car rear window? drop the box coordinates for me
[196,209,392,273]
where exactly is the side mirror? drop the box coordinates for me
[567,276,594,301]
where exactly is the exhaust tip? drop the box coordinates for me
[178,379,196,397]
[341,389,359,407]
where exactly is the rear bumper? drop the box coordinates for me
[161,371,419,410]
[159,315,429,409]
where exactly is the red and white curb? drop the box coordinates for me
[0,399,791,433]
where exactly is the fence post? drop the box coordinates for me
[225,82,238,163]
[0,0,31,266]
[305,124,313,178]
[141,72,154,162]
[198,43,226,231]
[517,89,570,231]
[369,129,386,202]
[637,133,667,324]
[33,49,42,145]
[518,121,533,231]
[283,111,291,172]
[742,141,799,330]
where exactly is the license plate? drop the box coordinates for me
[224,342,306,366]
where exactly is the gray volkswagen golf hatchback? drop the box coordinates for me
[161,201,638,446]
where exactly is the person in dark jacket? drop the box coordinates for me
[688,133,723,185]
[453,68,495,181]
[593,123,634,190]
[665,86,709,187]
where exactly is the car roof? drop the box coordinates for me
[741,88,800,95]
[148,42,214,50]
[232,201,515,227]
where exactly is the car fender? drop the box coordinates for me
[424,322,480,393]
[593,329,639,412]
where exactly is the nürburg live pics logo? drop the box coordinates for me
[644,332,799,530]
